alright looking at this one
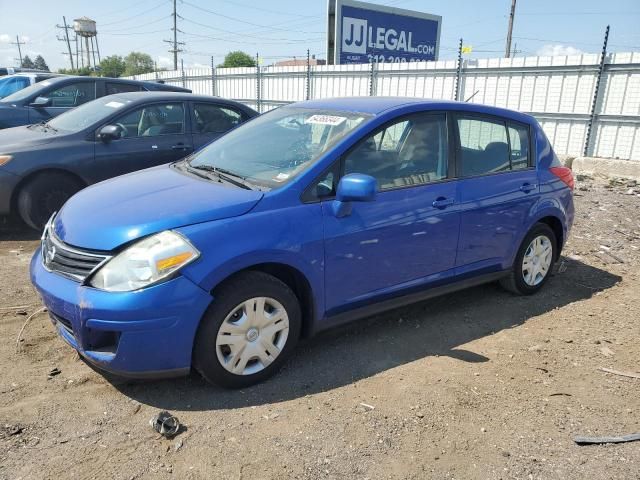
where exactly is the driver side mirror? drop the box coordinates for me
[332,173,377,218]
[98,125,122,142]
[29,96,51,108]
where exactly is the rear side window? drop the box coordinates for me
[457,117,510,176]
[106,82,142,95]
[508,123,530,170]
[456,115,532,177]
[47,82,96,107]
[193,103,243,134]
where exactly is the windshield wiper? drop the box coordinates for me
[190,164,254,190]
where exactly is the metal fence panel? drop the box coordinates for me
[126,52,640,160]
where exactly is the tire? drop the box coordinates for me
[193,271,302,388]
[17,173,83,231]
[500,223,557,295]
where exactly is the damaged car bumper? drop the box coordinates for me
[29,247,212,378]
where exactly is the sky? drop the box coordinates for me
[0,0,639,71]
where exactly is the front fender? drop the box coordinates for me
[177,202,326,320]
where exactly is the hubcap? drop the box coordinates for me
[216,297,289,376]
[522,235,553,286]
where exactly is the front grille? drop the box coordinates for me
[42,225,110,282]
[50,312,73,335]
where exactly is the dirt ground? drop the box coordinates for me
[0,176,638,480]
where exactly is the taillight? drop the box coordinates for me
[549,166,574,190]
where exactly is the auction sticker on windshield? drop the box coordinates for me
[305,115,346,126]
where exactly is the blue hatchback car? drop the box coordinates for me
[30,97,574,388]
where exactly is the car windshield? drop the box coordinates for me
[188,107,370,188]
[0,76,30,99]
[0,79,52,103]
[47,96,133,132]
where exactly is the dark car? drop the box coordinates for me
[0,92,258,229]
[0,76,191,129]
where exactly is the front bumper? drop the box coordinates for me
[30,247,212,378]
[0,169,20,216]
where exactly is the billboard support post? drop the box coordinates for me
[455,38,463,101]
[584,25,610,157]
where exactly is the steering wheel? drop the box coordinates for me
[115,123,128,138]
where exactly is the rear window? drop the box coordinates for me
[456,115,532,177]
[106,82,142,95]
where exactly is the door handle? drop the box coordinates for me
[432,197,455,209]
[171,144,191,150]
[519,183,538,192]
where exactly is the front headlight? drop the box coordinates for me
[89,230,199,292]
[0,155,12,167]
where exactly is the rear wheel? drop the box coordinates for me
[17,173,83,231]
[193,271,301,388]
[500,223,556,295]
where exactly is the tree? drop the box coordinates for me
[57,67,94,76]
[123,52,154,76]
[33,55,49,71]
[21,55,34,69]
[99,55,126,78]
[220,51,256,68]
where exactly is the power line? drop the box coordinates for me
[100,0,172,26]
[180,17,323,42]
[101,15,171,33]
[181,1,324,34]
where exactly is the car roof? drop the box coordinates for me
[0,72,62,79]
[104,91,257,111]
[289,96,535,124]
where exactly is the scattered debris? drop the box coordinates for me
[358,402,375,411]
[599,346,615,358]
[574,433,640,445]
[1,424,24,437]
[47,368,61,379]
[150,411,180,438]
[15,306,47,353]
[549,393,572,397]
[598,367,640,380]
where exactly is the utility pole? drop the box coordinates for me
[505,0,517,58]
[56,16,75,70]
[11,35,25,66]
[163,0,184,70]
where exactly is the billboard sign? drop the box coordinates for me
[327,0,442,64]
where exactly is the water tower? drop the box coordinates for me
[73,17,100,69]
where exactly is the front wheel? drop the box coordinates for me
[193,271,301,388]
[17,173,83,230]
[500,223,557,295]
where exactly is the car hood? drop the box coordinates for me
[54,165,264,251]
[0,124,58,151]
